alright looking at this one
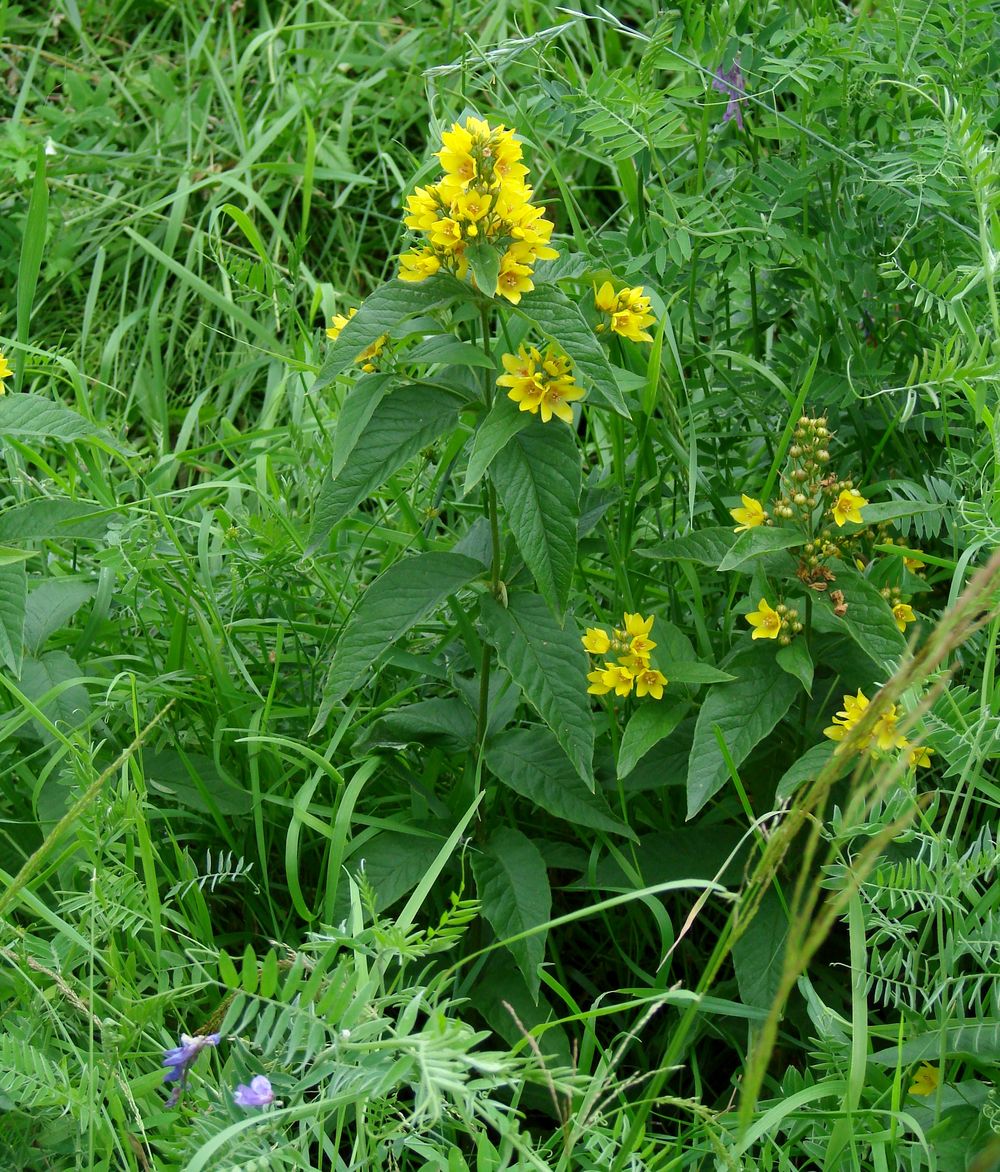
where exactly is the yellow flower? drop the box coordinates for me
[398,248,441,282]
[326,307,358,340]
[611,309,654,344]
[497,345,584,424]
[908,1063,940,1096]
[403,186,441,232]
[622,613,654,640]
[906,743,934,768]
[831,488,869,527]
[746,599,781,640]
[429,216,465,252]
[730,494,767,533]
[0,349,10,393]
[595,281,657,342]
[537,375,584,424]
[892,602,916,633]
[587,668,612,695]
[600,663,635,697]
[903,554,926,573]
[823,688,870,745]
[634,667,668,700]
[871,704,906,752]
[495,254,534,303]
[582,627,611,655]
[595,281,618,314]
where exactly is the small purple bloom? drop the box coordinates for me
[712,59,746,129]
[162,1032,220,1106]
[233,1075,275,1109]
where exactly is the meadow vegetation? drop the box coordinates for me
[1,2,999,1168]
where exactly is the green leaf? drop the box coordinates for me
[638,527,734,566]
[718,527,806,571]
[660,661,737,685]
[0,394,109,444]
[466,241,501,303]
[312,274,466,392]
[464,395,530,495]
[0,546,35,566]
[514,286,629,416]
[310,382,461,548]
[686,648,801,818]
[313,552,485,730]
[852,500,943,527]
[19,651,91,742]
[364,698,476,751]
[732,889,787,1010]
[329,372,393,478]
[472,827,551,1001]
[618,700,689,779]
[23,579,95,654]
[217,950,240,990]
[814,561,906,671]
[479,592,594,783]
[775,740,850,801]
[15,147,48,389]
[486,727,633,837]
[869,1023,1000,1066]
[0,562,27,676]
[776,639,814,693]
[490,422,580,615]
[406,335,494,368]
[0,499,116,542]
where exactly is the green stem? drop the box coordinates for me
[477,302,502,750]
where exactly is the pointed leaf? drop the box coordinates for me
[480,592,593,783]
[312,274,467,392]
[0,393,108,444]
[329,372,393,478]
[464,395,530,494]
[776,740,850,801]
[814,561,906,671]
[659,661,736,685]
[515,286,629,416]
[472,827,551,1000]
[638,527,734,566]
[486,727,633,837]
[0,499,116,542]
[466,241,501,303]
[776,639,814,694]
[733,889,787,1010]
[686,648,801,818]
[618,700,689,779]
[24,579,95,653]
[0,562,27,676]
[490,422,580,615]
[313,552,484,730]
[718,527,806,571]
[310,383,461,547]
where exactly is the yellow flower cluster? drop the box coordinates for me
[496,344,584,424]
[326,307,388,372]
[399,116,557,304]
[823,688,933,767]
[594,281,657,342]
[582,612,668,700]
[0,349,11,393]
[745,599,801,644]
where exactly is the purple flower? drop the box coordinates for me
[162,1032,220,1106]
[233,1075,275,1109]
[712,59,746,129]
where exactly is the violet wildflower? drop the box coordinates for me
[162,1032,220,1107]
[712,59,746,129]
[233,1074,275,1108]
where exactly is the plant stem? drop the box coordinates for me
[477,302,502,750]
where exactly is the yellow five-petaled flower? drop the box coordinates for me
[831,488,869,527]
[892,602,916,633]
[0,349,11,394]
[746,598,781,640]
[729,494,767,533]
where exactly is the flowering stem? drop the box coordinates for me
[477,302,502,751]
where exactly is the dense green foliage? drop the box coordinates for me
[2,2,999,1169]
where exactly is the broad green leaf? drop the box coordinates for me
[464,395,530,494]
[732,889,787,1010]
[851,500,942,527]
[776,639,814,693]
[490,422,580,615]
[660,661,737,685]
[514,286,629,416]
[340,829,444,915]
[0,546,34,566]
[814,561,906,671]
[618,700,689,779]
[638,527,734,566]
[310,383,461,548]
[466,241,501,303]
[329,372,393,478]
[217,950,240,990]
[471,827,551,1001]
[23,579,95,653]
[143,749,251,815]
[776,740,850,801]
[312,275,467,392]
[480,592,594,783]
[406,335,494,368]
[686,648,801,818]
[718,526,806,571]
[313,552,485,729]
[869,1023,1000,1066]
[486,727,633,837]
[0,562,27,676]
[0,499,116,542]
[364,698,476,750]
[19,651,91,742]
[0,394,109,444]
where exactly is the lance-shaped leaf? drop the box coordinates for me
[686,647,801,819]
[718,527,806,572]
[638,527,734,567]
[0,562,27,676]
[310,383,461,548]
[312,274,467,393]
[0,393,111,444]
[480,592,594,783]
[515,286,629,416]
[0,499,117,542]
[472,827,551,1001]
[618,699,689,779]
[814,561,906,671]
[464,395,530,495]
[490,422,580,616]
[312,552,485,732]
[486,727,632,837]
